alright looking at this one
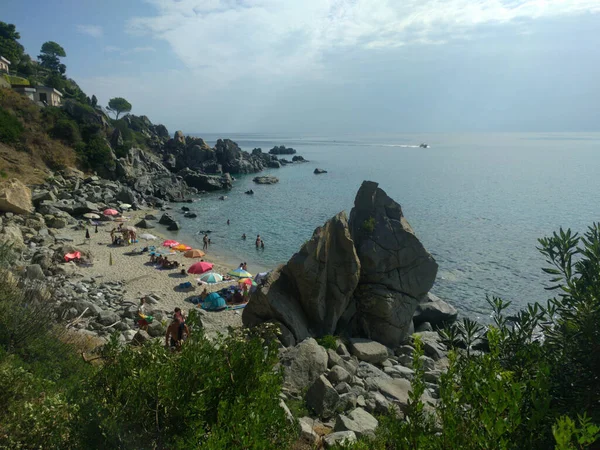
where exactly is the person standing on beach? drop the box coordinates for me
[85,228,90,240]
[203,234,208,250]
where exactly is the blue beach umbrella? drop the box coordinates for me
[198,272,223,284]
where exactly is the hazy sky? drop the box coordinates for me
[2,0,600,134]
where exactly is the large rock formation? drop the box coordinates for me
[243,212,360,342]
[0,179,34,214]
[243,180,438,349]
[349,181,438,347]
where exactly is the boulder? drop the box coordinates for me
[281,338,328,393]
[356,361,390,380]
[334,407,379,438]
[298,417,320,446]
[159,213,176,226]
[267,160,281,169]
[167,221,180,231]
[269,145,296,155]
[116,187,136,205]
[179,169,231,191]
[25,264,45,281]
[32,190,56,206]
[252,176,279,185]
[135,219,155,229]
[349,181,438,347]
[0,224,25,250]
[46,216,68,229]
[292,155,306,162]
[174,130,186,145]
[366,378,411,409]
[414,293,458,328]
[132,330,151,345]
[145,214,157,221]
[323,431,356,448]
[110,128,123,149]
[305,375,340,419]
[349,338,389,364]
[97,311,120,326]
[243,212,360,342]
[0,179,34,215]
[328,365,352,384]
[314,168,328,174]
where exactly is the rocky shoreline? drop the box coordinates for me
[0,171,459,447]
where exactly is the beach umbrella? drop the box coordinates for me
[123,226,137,232]
[140,233,157,240]
[83,213,100,219]
[172,244,192,251]
[103,209,119,216]
[198,272,223,284]
[184,249,205,258]
[228,267,252,278]
[188,261,213,274]
[162,240,179,247]
[238,277,257,286]
[119,203,132,209]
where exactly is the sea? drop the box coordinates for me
[165,132,600,321]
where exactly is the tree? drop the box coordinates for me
[38,41,66,74]
[107,97,132,120]
[0,22,24,65]
[91,95,98,107]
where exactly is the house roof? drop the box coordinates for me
[36,86,63,97]
[0,56,11,65]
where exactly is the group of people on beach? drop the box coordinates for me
[202,234,212,251]
[149,253,181,270]
[110,224,137,246]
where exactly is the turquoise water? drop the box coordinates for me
[167,132,600,320]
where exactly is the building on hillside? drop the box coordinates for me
[12,86,36,101]
[0,56,10,73]
[33,86,63,107]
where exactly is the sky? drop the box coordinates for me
[1,0,600,134]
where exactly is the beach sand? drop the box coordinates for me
[66,208,261,336]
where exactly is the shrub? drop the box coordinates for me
[362,217,375,233]
[0,107,23,143]
[317,335,339,351]
[50,118,80,145]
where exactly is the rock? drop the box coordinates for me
[385,365,415,380]
[335,382,352,394]
[110,128,123,149]
[314,168,328,174]
[243,212,360,343]
[159,213,176,226]
[367,378,411,409]
[116,187,136,205]
[416,321,433,332]
[25,264,45,281]
[323,431,356,448]
[414,293,458,328]
[349,338,389,364]
[183,213,197,219]
[252,176,279,184]
[422,339,447,361]
[334,407,379,438]
[46,216,68,229]
[123,329,137,342]
[0,179,34,214]
[356,361,390,380]
[167,221,180,231]
[132,330,151,345]
[145,214,157,220]
[349,181,438,347]
[174,130,186,145]
[298,417,320,446]
[292,155,306,162]
[0,224,25,250]
[32,190,56,206]
[267,160,281,169]
[305,375,340,419]
[281,338,328,393]
[179,169,231,191]
[135,219,155,229]
[327,349,358,377]
[97,311,120,326]
[328,365,352,384]
[268,145,296,155]
[147,321,164,337]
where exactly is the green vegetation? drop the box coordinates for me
[317,334,339,351]
[1,74,29,86]
[344,225,600,449]
[0,236,297,449]
[362,217,376,233]
[38,41,66,75]
[107,97,132,120]
[0,22,25,65]
[0,107,24,143]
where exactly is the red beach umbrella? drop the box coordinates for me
[162,240,180,247]
[188,261,214,274]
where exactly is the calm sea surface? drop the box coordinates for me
[167,132,600,321]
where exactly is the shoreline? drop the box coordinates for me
[63,206,270,336]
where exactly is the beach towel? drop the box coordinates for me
[178,281,193,290]
[227,303,248,310]
[64,251,81,262]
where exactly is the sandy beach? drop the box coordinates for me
[64,207,262,335]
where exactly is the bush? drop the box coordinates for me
[362,217,375,233]
[50,118,80,145]
[317,335,338,351]
[0,107,24,143]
